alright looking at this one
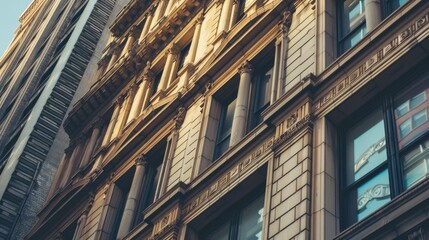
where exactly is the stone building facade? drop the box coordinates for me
[27,0,429,239]
[0,0,131,239]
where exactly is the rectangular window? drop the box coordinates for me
[178,43,191,71]
[214,97,237,160]
[201,191,264,240]
[252,62,273,128]
[338,0,409,54]
[342,75,429,228]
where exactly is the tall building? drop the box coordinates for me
[27,0,429,239]
[0,0,131,239]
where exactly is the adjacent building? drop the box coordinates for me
[0,0,131,239]
[27,0,429,239]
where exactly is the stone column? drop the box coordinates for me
[364,0,382,32]
[48,153,67,197]
[59,146,75,188]
[229,0,239,29]
[277,11,292,99]
[271,39,281,103]
[120,25,138,58]
[218,0,234,33]
[164,0,175,16]
[139,7,155,43]
[140,68,155,112]
[121,89,135,129]
[80,119,103,169]
[187,15,203,65]
[116,156,148,238]
[111,95,126,139]
[107,43,121,70]
[127,82,141,124]
[152,0,167,26]
[159,44,180,91]
[230,60,253,146]
[103,102,120,146]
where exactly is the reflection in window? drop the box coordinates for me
[346,109,387,184]
[339,0,366,53]
[403,139,429,188]
[345,108,390,225]
[357,169,390,220]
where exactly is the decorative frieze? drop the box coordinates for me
[313,11,429,115]
[150,207,181,239]
[182,136,274,218]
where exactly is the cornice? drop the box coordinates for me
[110,0,150,37]
[64,0,203,134]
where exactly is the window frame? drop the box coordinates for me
[339,74,429,229]
[337,0,409,55]
[199,187,265,240]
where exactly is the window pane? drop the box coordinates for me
[346,109,387,185]
[356,169,391,220]
[403,138,429,188]
[395,80,429,149]
[204,220,230,240]
[237,195,264,240]
[342,0,365,34]
[340,25,367,53]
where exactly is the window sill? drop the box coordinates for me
[335,178,429,239]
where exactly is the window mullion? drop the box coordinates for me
[383,96,403,196]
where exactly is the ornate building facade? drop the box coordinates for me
[27,0,429,239]
[0,0,131,239]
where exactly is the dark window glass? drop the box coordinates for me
[338,0,367,54]
[338,0,409,54]
[342,75,429,227]
[152,70,163,95]
[252,64,273,128]
[178,43,191,71]
[201,193,264,240]
[214,97,236,160]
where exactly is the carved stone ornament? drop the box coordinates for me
[168,43,180,56]
[135,154,149,166]
[280,10,293,31]
[174,107,186,129]
[238,60,254,74]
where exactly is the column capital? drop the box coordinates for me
[196,13,204,24]
[168,43,180,56]
[135,154,149,166]
[279,10,293,31]
[130,25,139,36]
[116,94,126,105]
[238,60,253,74]
[143,66,155,81]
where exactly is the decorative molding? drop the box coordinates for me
[280,10,293,31]
[313,11,429,114]
[183,136,274,217]
[174,107,186,129]
[135,154,148,166]
[168,43,180,56]
[273,114,312,149]
[238,60,253,74]
[150,207,181,239]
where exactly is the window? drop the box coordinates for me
[251,61,273,128]
[178,43,191,71]
[200,191,264,240]
[342,76,429,227]
[109,171,133,240]
[152,70,163,95]
[338,0,408,54]
[214,96,237,160]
